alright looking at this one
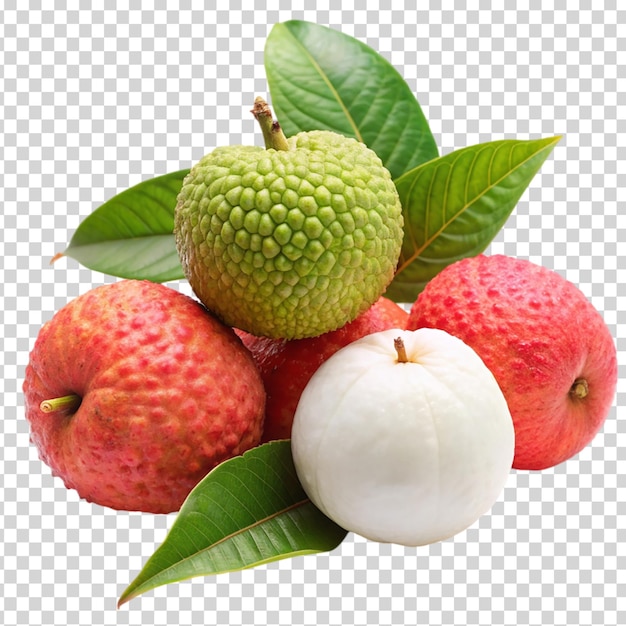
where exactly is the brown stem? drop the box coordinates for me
[570,378,589,400]
[394,337,409,363]
[40,394,81,414]
[251,96,290,151]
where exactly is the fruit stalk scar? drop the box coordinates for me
[251,96,290,152]
[40,394,81,414]
[570,378,589,400]
[394,337,409,363]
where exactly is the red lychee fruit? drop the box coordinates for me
[237,297,408,442]
[406,254,618,470]
[23,280,266,513]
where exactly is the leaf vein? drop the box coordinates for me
[395,140,557,277]
[282,27,362,141]
[136,498,312,591]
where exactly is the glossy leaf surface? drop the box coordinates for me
[118,441,347,607]
[56,170,188,282]
[265,20,439,180]
[386,136,562,302]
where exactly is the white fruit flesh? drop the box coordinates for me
[291,328,515,546]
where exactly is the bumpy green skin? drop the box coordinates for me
[175,130,403,339]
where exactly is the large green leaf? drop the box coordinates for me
[54,170,188,282]
[265,20,439,180]
[118,441,347,607]
[387,136,562,302]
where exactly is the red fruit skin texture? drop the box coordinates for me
[406,254,618,470]
[22,280,266,513]
[236,297,408,442]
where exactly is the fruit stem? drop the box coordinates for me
[394,337,409,363]
[40,394,81,414]
[251,96,290,151]
[570,378,589,400]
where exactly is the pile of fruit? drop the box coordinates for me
[21,21,617,605]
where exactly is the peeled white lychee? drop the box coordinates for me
[291,328,515,546]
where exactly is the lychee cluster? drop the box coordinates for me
[22,250,618,516]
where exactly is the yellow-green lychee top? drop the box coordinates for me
[174,130,404,339]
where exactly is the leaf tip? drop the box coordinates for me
[50,251,65,265]
[117,588,136,609]
[540,134,563,156]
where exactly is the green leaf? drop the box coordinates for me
[386,136,562,303]
[118,440,347,607]
[265,20,439,180]
[54,170,189,282]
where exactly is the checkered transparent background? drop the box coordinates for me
[1,3,624,625]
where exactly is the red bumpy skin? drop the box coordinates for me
[23,280,266,513]
[406,254,618,470]
[237,297,408,442]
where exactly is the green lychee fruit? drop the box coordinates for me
[174,98,404,339]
